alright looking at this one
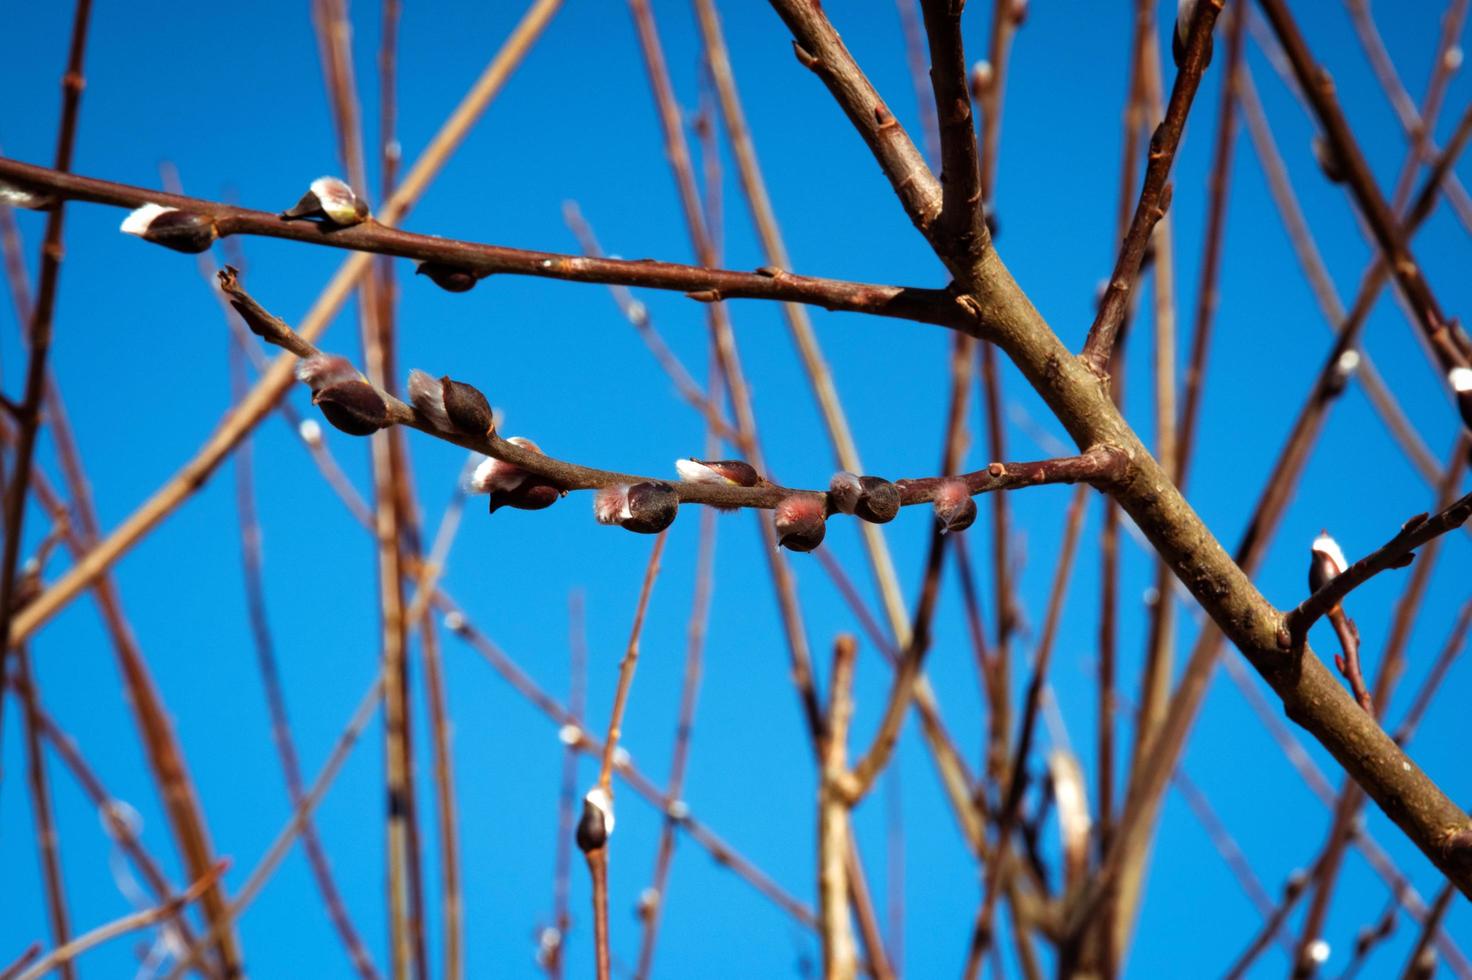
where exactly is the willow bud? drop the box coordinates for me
[969,61,993,102]
[280,176,370,227]
[416,261,478,293]
[296,354,361,393]
[775,495,826,552]
[314,380,390,436]
[827,472,862,515]
[594,485,631,526]
[1312,135,1347,185]
[594,483,677,533]
[623,482,678,534]
[1172,0,1212,69]
[408,369,451,431]
[856,476,900,523]
[576,786,615,852]
[468,438,539,496]
[1308,531,1348,595]
[1450,367,1472,431]
[441,377,494,436]
[120,203,218,254]
[0,179,53,211]
[675,458,760,487]
[933,479,977,533]
[490,477,562,513]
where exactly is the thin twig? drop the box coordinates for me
[14,862,228,980]
[1284,492,1472,643]
[14,644,73,978]
[1080,0,1224,374]
[966,484,1089,975]
[164,679,384,979]
[585,532,668,979]
[3,0,566,646]
[226,269,380,980]
[820,635,860,980]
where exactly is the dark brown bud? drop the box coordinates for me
[120,204,218,254]
[675,458,760,487]
[622,482,678,534]
[441,377,495,436]
[933,479,977,533]
[775,495,826,552]
[1172,0,1212,69]
[854,476,901,524]
[576,787,614,852]
[1450,367,1472,432]
[1308,531,1348,595]
[416,261,479,293]
[314,380,390,436]
[280,176,370,226]
[1312,135,1347,184]
[489,476,563,513]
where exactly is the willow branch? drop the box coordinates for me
[1080,0,1224,374]
[2,0,565,647]
[1284,492,1472,643]
[820,635,860,980]
[919,0,989,263]
[0,155,963,332]
[165,679,384,979]
[1255,0,1469,386]
[13,863,227,980]
[766,0,943,243]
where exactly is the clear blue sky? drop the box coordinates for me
[3,1,1471,976]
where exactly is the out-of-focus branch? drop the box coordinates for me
[820,635,860,980]
[1255,0,1470,394]
[13,863,228,980]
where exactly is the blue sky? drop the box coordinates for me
[3,1,1471,976]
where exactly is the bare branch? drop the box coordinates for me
[1080,0,1224,374]
[1284,492,1472,643]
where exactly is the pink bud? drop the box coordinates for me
[775,495,826,552]
[594,485,631,525]
[933,479,977,534]
[467,437,540,495]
